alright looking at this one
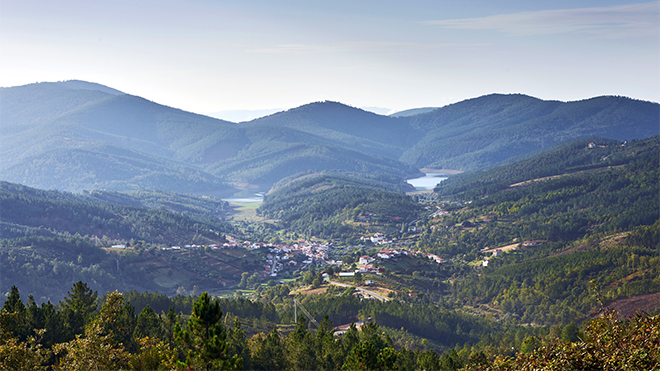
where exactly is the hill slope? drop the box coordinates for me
[1,81,658,194]
[0,82,417,192]
[400,94,659,169]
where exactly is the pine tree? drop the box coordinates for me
[174,292,242,370]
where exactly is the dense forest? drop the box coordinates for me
[1,283,657,370]
[0,181,233,243]
[257,173,423,239]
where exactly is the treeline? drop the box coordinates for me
[257,173,422,239]
[2,283,657,370]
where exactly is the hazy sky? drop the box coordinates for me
[1,0,658,115]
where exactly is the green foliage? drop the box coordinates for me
[174,292,242,370]
[53,291,131,370]
[1,283,657,371]
[61,281,98,338]
[0,328,51,371]
[258,173,422,238]
[249,329,289,371]
[0,180,233,244]
[436,135,658,198]
[480,311,660,370]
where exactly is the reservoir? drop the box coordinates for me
[407,173,448,191]
[223,191,264,203]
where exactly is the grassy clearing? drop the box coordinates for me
[226,201,279,223]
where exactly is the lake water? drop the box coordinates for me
[223,173,448,202]
[407,173,448,190]
[223,191,264,203]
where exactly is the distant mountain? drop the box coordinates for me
[389,107,438,117]
[0,82,418,192]
[244,101,423,158]
[1,81,658,194]
[55,80,125,95]
[204,108,283,122]
[399,94,659,169]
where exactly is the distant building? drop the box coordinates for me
[359,255,374,265]
[111,244,125,249]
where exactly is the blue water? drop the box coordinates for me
[407,173,447,190]
[223,192,264,203]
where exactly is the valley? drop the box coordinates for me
[1,81,658,370]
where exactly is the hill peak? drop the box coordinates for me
[55,80,125,95]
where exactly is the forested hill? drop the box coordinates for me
[244,101,422,158]
[435,135,659,198]
[1,81,658,194]
[399,94,659,169]
[0,181,242,303]
[257,173,423,239]
[0,181,232,244]
[0,82,418,192]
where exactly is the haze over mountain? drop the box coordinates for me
[1,80,658,194]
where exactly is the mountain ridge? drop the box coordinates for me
[1,81,657,194]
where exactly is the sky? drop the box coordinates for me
[1,0,658,118]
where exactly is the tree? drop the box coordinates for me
[133,305,164,341]
[0,328,50,371]
[174,292,242,370]
[250,329,289,371]
[128,336,177,371]
[61,281,97,337]
[53,291,130,371]
[1,286,26,339]
[226,319,251,371]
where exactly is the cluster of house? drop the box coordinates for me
[339,248,446,276]
[262,241,333,277]
[359,233,395,245]
[159,235,282,251]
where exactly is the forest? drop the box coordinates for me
[1,131,659,370]
[1,283,657,370]
[257,172,422,239]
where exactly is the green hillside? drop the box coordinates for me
[400,94,659,169]
[407,136,660,324]
[1,134,658,370]
[435,135,659,198]
[257,172,423,239]
[246,101,422,158]
[0,181,261,303]
[0,181,233,243]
